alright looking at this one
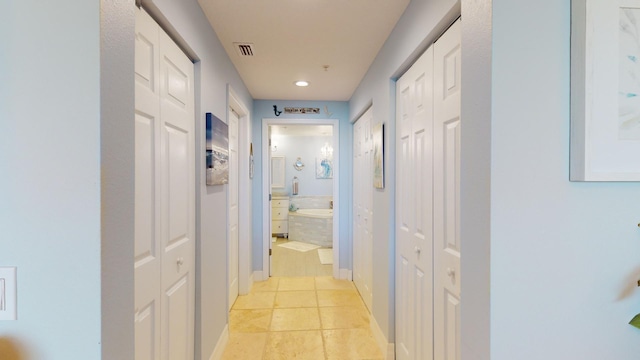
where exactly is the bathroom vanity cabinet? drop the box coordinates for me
[271,196,289,237]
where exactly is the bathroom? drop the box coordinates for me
[270,124,335,277]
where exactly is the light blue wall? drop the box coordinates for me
[252,100,350,269]
[272,135,334,197]
[0,0,106,358]
[133,1,253,360]
[349,0,460,342]
[490,0,640,358]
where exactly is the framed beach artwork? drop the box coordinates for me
[206,112,229,185]
[316,158,333,179]
[570,0,640,181]
[373,123,384,189]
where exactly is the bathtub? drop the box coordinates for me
[288,209,333,247]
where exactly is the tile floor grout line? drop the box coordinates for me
[314,278,331,360]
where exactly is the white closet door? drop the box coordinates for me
[228,109,239,310]
[395,45,434,360]
[135,7,195,360]
[433,19,462,360]
[159,24,195,360]
[353,107,373,312]
[134,8,162,360]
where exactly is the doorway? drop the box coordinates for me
[261,119,340,279]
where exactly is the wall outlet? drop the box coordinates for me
[0,267,17,320]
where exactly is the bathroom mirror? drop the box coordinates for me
[293,157,305,171]
[271,156,285,188]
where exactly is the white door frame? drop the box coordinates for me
[261,118,340,279]
[228,86,252,295]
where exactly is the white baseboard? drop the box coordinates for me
[370,313,395,360]
[209,324,229,360]
[252,270,265,282]
[339,268,352,280]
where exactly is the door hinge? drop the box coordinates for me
[269,194,272,201]
[269,248,272,256]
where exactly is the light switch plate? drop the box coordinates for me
[0,267,17,320]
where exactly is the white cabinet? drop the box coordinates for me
[271,197,289,237]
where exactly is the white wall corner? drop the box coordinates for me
[252,270,265,282]
[209,324,229,360]
[339,268,352,280]
[370,312,395,359]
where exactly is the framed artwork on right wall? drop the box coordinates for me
[570,0,640,181]
[373,123,384,189]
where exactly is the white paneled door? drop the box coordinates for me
[135,8,195,360]
[353,107,373,312]
[228,108,239,310]
[395,18,461,360]
[433,19,462,360]
[395,45,434,360]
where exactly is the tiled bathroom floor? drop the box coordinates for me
[222,276,384,360]
[271,238,333,277]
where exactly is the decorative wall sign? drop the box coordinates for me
[284,107,320,114]
[571,0,640,181]
[206,113,229,185]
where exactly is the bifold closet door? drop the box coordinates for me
[395,45,435,360]
[353,107,373,312]
[395,18,461,360]
[134,7,196,360]
[433,19,462,360]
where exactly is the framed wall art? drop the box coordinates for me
[571,0,640,181]
[206,112,229,185]
[373,123,384,188]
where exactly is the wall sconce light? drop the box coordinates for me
[320,142,333,160]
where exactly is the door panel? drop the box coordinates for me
[159,25,195,360]
[135,7,195,360]
[352,108,373,312]
[395,45,434,360]
[434,19,461,360]
[229,109,239,309]
[135,8,161,360]
[165,275,190,359]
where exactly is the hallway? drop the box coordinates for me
[222,276,383,359]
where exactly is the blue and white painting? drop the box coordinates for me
[316,158,333,179]
[206,113,229,185]
[619,8,640,140]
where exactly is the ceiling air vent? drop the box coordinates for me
[234,43,254,57]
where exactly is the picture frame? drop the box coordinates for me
[206,112,229,185]
[249,143,254,179]
[570,0,640,181]
[316,157,333,179]
[373,123,384,188]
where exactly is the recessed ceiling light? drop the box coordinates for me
[295,80,309,87]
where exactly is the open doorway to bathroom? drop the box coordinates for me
[262,119,340,278]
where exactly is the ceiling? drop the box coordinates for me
[197,0,411,101]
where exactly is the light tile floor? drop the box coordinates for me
[272,238,333,277]
[223,276,383,360]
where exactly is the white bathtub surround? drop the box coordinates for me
[288,208,333,247]
[288,195,333,210]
